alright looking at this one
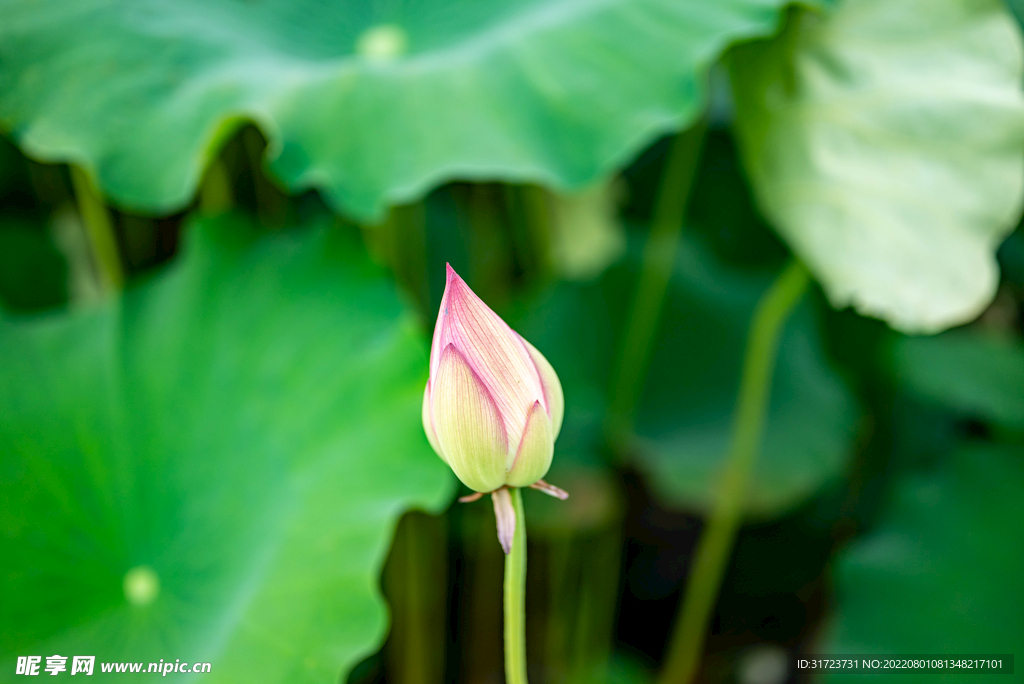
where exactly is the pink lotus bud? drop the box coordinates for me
[422,265,565,498]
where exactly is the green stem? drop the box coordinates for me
[242,127,286,228]
[657,259,810,684]
[360,203,430,325]
[391,203,429,323]
[464,505,504,682]
[570,526,622,684]
[199,158,233,215]
[70,165,124,291]
[516,184,554,283]
[544,533,571,681]
[388,512,446,684]
[504,488,529,684]
[605,121,707,444]
[467,184,513,308]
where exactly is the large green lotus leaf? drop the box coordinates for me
[0,215,453,681]
[633,236,860,516]
[1,0,817,221]
[892,331,1024,431]
[730,0,1024,334]
[823,444,1024,681]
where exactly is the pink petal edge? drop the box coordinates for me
[518,332,552,417]
[507,400,543,474]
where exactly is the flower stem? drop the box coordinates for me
[657,259,810,684]
[605,120,707,444]
[504,488,529,684]
[386,512,447,684]
[70,165,124,292]
[199,159,233,216]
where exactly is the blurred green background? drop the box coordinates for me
[1,0,1022,682]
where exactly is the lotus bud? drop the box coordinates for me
[423,265,567,552]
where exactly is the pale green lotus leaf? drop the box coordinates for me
[731,0,1024,333]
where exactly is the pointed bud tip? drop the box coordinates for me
[443,263,470,305]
